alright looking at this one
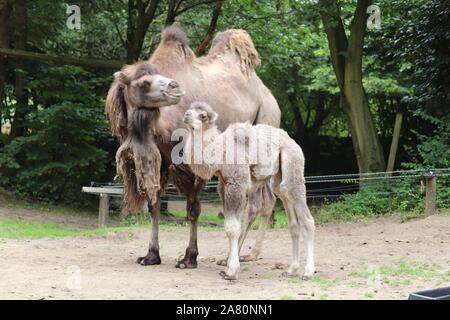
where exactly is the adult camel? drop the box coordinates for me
[106,27,280,269]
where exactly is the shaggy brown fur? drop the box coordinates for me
[116,108,161,214]
[105,62,158,139]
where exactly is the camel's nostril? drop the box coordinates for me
[169,81,179,88]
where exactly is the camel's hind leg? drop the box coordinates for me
[237,191,258,261]
[239,184,276,262]
[279,146,315,278]
[280,189,315,279]
[295,196,315,278]
[279,197,301,276]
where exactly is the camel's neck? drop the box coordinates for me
[185,125,221,180]
[199,125,221,148]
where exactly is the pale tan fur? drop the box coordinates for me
[184,105,316,280]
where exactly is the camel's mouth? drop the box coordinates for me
[163,89,185,100]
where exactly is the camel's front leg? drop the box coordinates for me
[219,180,247,280]
[220,214,241,280]
[176,195,201,269]
[137,194,162,265]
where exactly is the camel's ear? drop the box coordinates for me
[114,71,131,85]
[105,80,128,139]
[206,110,218,123]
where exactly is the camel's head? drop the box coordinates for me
[183,102,218,131]
[114,62,185,109]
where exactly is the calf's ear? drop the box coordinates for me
[208,110,218,123]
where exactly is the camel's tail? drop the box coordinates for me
[209,29,261,76]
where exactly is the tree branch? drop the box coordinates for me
[144,0,160,22]
[176,0,216,16]
[0,48,124,69]
[101,0,127,49]
[165,0,177,25]
[196,0,224,56]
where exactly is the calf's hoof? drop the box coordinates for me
[239,253,258,262]
[302,266,316,280]
[216,259,228,266]
[281,271,299,278]
[219,270,237,281]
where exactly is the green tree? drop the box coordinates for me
[319,0,385,173]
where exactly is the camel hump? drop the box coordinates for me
[210,29,261,75]
[161,26,190,47]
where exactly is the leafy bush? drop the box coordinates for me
[318,176,448,223]
[0,102,114,202]
[0,66,116,203]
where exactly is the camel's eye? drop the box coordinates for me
[142,80,151,87]
[199,112,208,121]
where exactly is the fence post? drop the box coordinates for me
[424,172,437,216]
[99,193,109,227]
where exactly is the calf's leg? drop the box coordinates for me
[295,196,315,278]
[282,198,301,276]
[240,184,276,262]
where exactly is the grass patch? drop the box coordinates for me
[365,292,375,299]
[0,218,135,239]
[0,189,97,217]
[350,260,449,287]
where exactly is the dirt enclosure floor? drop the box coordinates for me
[0,208,449,300]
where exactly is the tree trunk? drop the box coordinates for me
[126,0,160,63]
[386,113,403,173]
[0,0,11,127]
[9,0,28,139]
[320,0,385,173]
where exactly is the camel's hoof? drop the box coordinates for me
[219,271,237,281]
[136,255,161,266]
[239,254,257,262]
[282,271,299,278]
[175,257,198,269]
[302,275,313,281]
[216,259,228,266]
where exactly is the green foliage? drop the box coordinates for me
[0,66,115,202]
[1,0,448,212]
[318,180,426,223]
[0,103,109,201]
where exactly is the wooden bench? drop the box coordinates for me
[82,185,123,227]
[82,181,221,227]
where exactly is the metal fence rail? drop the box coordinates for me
[83,168,449,226]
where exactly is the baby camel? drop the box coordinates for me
[183,103,315,280]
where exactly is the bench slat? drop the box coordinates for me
[82,186,124,195]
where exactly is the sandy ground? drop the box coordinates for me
[0,207,449,300]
